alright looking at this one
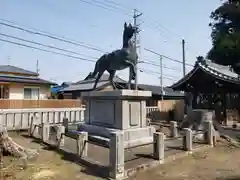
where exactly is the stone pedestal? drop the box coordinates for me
[78,90,155,148]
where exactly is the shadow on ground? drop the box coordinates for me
[217,177,240,180]
[21,133,109,179]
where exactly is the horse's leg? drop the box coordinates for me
[93,70,104,89]
[130,64,136,80]
[128,68,132,89]
[108,70,116,89]
[125,61,136,89]
[91,62,99,79]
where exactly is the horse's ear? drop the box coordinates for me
[124,22,127,28]
[128,23,132,28]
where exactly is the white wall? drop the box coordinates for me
[9,86,24,99]
[39,86,49,99]
[8,84,50,100]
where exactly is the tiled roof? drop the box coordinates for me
[170,57,240,90]
[138,84,184,97]
[0,74,56,85]
[199,59,239,81]
[74,74,126,84]
[61,74,184,97]
[0,65,38,76]
[62,81,108,91]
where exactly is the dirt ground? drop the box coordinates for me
[1,132,240,180]
[130,143,240,180]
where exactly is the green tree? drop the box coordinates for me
[208,0,240,67]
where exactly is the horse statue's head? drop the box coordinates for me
[123,22,137,48]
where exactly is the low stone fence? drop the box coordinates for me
[28,118,215,180]
[0,108,85,131]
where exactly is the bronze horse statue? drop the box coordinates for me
[87,22,138,89]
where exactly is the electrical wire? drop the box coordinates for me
[139,68,178,81]
[0,20,107,53]
[0,38,96,62]
[144,48,194,67]
[0,32,99,59]
[0,20,186,72]
[0,37,179,80]
[78,0,132,17]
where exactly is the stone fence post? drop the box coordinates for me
[109,131,124,180]
[153,132,165,164]
[41,122,50,143]
[183,128,192,152]
[57,125,65,148]
[29,116,38,137]
[62,117,69,132]
[76,132,88,157]
[170,121,178,138]
[204,121,214,146]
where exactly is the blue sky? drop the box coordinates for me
[0,0,221,86]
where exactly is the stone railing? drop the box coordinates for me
[146,106,159,115]
[30,119,215,180]
[0,108,85,131]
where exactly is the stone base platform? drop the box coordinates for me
[77,123,156,149]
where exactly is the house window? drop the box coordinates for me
[24,87,40,100]
[0,85,9,99]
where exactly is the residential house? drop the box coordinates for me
[0,65,56,99]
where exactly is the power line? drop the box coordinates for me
[0,37,179,81]
[78,0,182,45]
[0,31,183,74]
[97,0,182,42]
[139,68,178,81]
[141,59,181,71]
[144,48,194,67]
[103,0,133,11]
[78,0,132,17]
[91,0,132,16]
[0,20,107,53]
[0,32,99,59]
[0,38,96,63]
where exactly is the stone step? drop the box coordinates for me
[88,135,110,148]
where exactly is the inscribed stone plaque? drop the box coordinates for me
[129,102,140,126]
[90,100,115,126]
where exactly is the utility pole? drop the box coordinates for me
[159,55,164,111]
[182,39,186,76]
[182,39,188,115]
[129,9,142,90]
[7,56,11,65]
[160,55,164,100]
[36,60,40,74]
